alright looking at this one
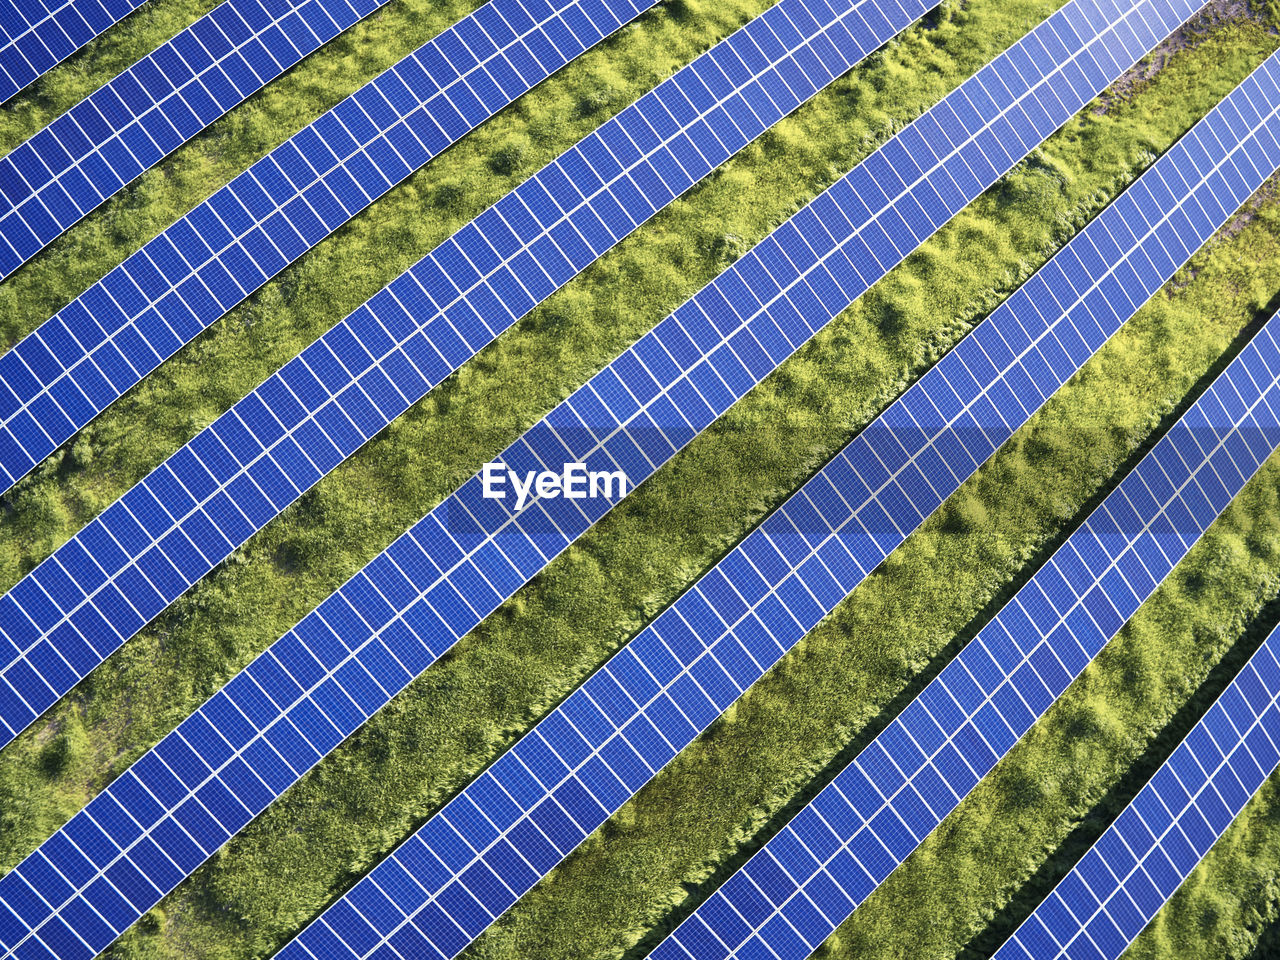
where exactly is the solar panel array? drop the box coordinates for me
[0,0,392,277]
[0,3,1208,957]
[0,0,658,496]
[0,0,146,105]
[0,0,1194,954]
[274,30,1277,960]
[0,0,934,753]
[995,622,1280,960]
[648,223,1280,960]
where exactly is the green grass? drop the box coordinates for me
[0,0,224,143]
[825,464,1280,960]
[3,2,1280,960]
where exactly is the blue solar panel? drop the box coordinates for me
[0,0,147,105]
[0,0,1219,956]
[994,621,1280,960]
[648,194,1280,960]
[0,0,937,750]
[0,0,659,494]
[0,0,394,272]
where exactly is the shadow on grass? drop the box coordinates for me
[1244,895,1280,960]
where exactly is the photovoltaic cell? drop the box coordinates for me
[0,0,938,750]
[647,184,1280,960]
[0,0,659,494]
[994,622,1280,960]
[0,0,1215,956]
[0,0,394,272]
[0,0,147,105]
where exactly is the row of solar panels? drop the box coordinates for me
[3,0,1280,957]
[0,0,936,746]
[0,0,664,490]
[0,0,393,275]
[2,0,665,276]
[995,621,1280,960]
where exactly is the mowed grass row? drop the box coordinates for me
[64,11,1280,960]
[0,3,1272,959]
[0,0,1080,864]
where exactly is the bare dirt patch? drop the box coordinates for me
[1169,171,1280,291]
[1221,169,1280,241]
[1096,0,1269,113]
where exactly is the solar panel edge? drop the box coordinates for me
[992,622,1280,960]
[0,0,663,495]
[0,0,938,747]
[0,0,396,266]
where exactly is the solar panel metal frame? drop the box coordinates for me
[994,622,1280,960]
[0,0,147,105]
[0,0,658,493]
[0,0,1219,957]
[0,0,938,750]
[648,177,1280,960]
[0,0,394,272]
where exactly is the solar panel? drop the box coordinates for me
[0,0,937,753]
[0,0,659,495]
[994,619,1280,960]
[646,221,1280,960]
[0,1,1211,956]
[0,0,394,273]
[0,0,147,105]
